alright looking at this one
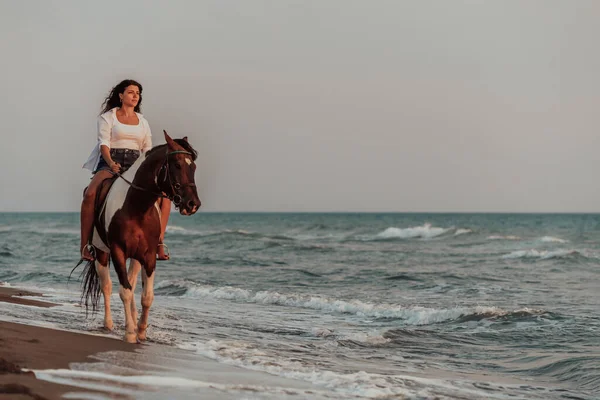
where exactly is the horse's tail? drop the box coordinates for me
[69,258,101,316]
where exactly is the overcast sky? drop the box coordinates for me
[1,1,599,212]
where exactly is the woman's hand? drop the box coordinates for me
[109,161,121,173]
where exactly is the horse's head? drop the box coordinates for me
[162,130,201,215]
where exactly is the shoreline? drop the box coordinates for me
[0,287,137,400]
[0,287,57,308]
[0,286,321,399]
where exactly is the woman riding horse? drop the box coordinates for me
[81,79,171,261]
[76,130,200,342]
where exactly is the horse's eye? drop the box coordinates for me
[175,163,182,169]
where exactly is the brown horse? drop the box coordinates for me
[73,131,200,343]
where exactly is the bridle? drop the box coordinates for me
[112,149,195,208]
[157,150,196,207]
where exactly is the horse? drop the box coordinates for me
[73,130,201,343]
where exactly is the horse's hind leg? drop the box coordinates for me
[137,260,156,341]
[95,251,113,331]
[127,259,142,328]
[112,246,137,343]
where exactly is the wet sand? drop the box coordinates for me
[0,286,320,399]
[0,287,137,399]
[0,287,57,308]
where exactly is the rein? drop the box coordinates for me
[111,149,194,207]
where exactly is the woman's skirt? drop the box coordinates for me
[94,148,140,174]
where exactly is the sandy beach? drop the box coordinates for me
[0,286,322,399]
[0,287,136,400]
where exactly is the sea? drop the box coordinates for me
[0,212,598,399]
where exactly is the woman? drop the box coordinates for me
[80,79,171,261]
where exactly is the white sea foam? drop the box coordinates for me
[177,339,522,399]
[339,331,391,345]
[165,225,206,235]
[33,369,337,399]
[375,224,450,240]
[502,249,579,260]
[165,225,189,233]
[177,340,420,398]
[158,280,513,325]
[539,236,568,243]
[487,235,521,240]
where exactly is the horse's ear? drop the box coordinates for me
[183,136,188,142]
[163,130,177,149]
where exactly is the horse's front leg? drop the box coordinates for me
[127,259,142,328]
[111,246,137,343]
[137,258,156,342]
[95,251,113,331]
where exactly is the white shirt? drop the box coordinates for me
[82,108,152,171]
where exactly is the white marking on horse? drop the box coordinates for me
[185,157,192,166]
[104,154,146,227]
[95,260,113,330]
[137,268,155,341]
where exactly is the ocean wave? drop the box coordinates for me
[502,249,583,260]
[487,235,521,240]
[178,339,415,398]
[169,224,472,244]
[336,331,392,346]
[178,339,527,399]
[165,225,198,234]
[262,241,334,252]
[33,368,340,399]
[166,225,298,242]
[508,355,600,392]
[384,273,424,281]
[454,228,473,236]
[166,226,264,238]
[454,308,550,323]
[539,236,568,243]
[156,280,542,326]
[373,224,451,240]
[0,225,79,236]
[292,269,323,277]
[166,225,217,236]
[311,328,391,346]
[39,228,80,236]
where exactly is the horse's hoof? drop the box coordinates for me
[124,332,138,343]
[137,331,147,341]
[104,320,114,331]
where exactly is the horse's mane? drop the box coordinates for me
[147,139,198,160]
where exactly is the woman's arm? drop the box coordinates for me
[141,118,153,153]
[100,145,120,173]
[98,114,120,173]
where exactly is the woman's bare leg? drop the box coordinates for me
[80,170,114,260]
[157,198,171,260]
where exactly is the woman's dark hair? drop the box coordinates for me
[100,79,143,114]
